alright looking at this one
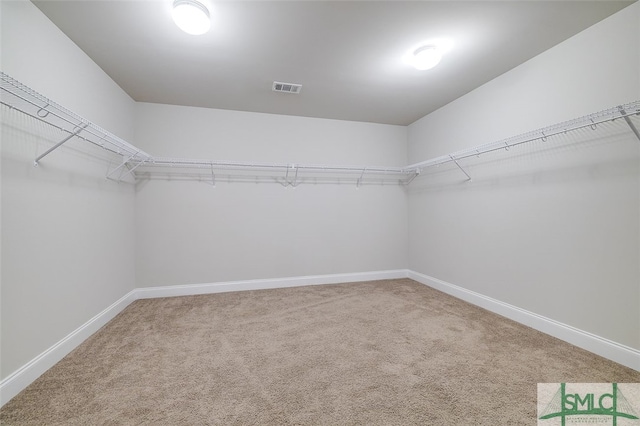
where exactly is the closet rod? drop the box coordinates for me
[403,100,640,173]
[0,72,151,163]
[1,72,408,182]
[2,72,638,185]
[0,100,143,163]
[139,157,408,175]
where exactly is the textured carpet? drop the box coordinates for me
[1,279,638,425]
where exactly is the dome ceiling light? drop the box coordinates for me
[404,39,454,71]
[412,45,442,71]
[172,0,211,35]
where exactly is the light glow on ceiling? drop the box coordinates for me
[404,39,454,71]
[172,0,211,35]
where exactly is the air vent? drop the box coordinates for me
[272,81,302,94]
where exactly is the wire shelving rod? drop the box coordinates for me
[0,72,151,164]
[403,100,640,176]
[2,72,638,185]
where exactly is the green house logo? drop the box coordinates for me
[538,383,639,425]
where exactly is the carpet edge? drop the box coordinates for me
[6,268,635,409]
[0,289,138,407]
[407,270,640,372]
[134,269,410,299]
[0,269,409,408]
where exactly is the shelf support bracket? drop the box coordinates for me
[618,105,640,142]
[356,168,366,188]
[106,152,140,180]
[403,168,420,185]
[34,124,87,166]
[282,165,291,187]
[118,158,146,181]
[450,155,472,181]
[211,164,216,187]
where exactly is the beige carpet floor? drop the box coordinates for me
[1,278,638,425]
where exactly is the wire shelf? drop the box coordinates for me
[0,72,151,165]
[2,72,638,185]
[404,100,640,176]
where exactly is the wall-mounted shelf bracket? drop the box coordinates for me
[282,164,292,187]
[119,158,146,181]
[356,168,366,188]
[403,168,421,185]
[281,164,301,187]
[33,124,87,166]
[107,152,141,181]
[618,105,640,142]
[450,155,472,181]
[291,166,300,188]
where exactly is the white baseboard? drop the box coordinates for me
[0,269,408,407]
[0,289,138,407]
[4,269,637,408]
[134,269,409,299]
[407,270,640,371]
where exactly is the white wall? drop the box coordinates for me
[408,3,640,350]
[2,0,637,393]
[1,0,137,380]
[134,103,408,286]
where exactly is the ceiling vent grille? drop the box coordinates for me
[272,81,302,94]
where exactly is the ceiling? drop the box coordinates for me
[34,1,634,126]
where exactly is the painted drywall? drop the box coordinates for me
[408,3,640,350]
[134,103,409,286]
[1,0,137,380]
[2,0,636,394]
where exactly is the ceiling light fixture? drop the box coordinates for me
[412,46,442,71]
[404,39,453,71]
[172,0,210,35]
